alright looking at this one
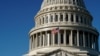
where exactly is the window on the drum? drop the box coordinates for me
[71,14,74,22]
[60,14,63,21]
[50,15,53,22]
[55,14,58,22]
[65,14,68,21]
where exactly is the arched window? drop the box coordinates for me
[60,30,64,44]
[40,19,41,25]
[60,14,63,21]
[87,18,89,25]
[66,30,69,44]
[76,15,79,22]
[71,14,73,22]
[50,15,53,22]
[42,17,44,24]
[65,14,68,21]
[45,16,48,23]
[80,16,83,23]
[55,14,58,22]
[84,17,87,24]
[38,19,39,25]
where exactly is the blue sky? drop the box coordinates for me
[0,0,100,56]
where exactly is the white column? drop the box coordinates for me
[29,37,32,51]
[88,33,90,48]
[58,13,60,22]
[58,0,60,4]
[68,0,69,4]
[41,33,43,46]
[77,30,79,46]
[71,0,73,4]
[51,0,53,4]
[93,36,95,49]
[35,34,37,47]
[63,13,66,22]
[55,0,57,4]
[45,31,47,46]
[74,13,76,23]
[69,30,73,46]
[43,33,45,47]
[49,32,52,45]
[60,0,61,4]
[53,32,55,46]
[39,33,42,47]
[32,36,33,50]
[95,36,96,50]
[62,0,64,4]
[64,0,67,3]
[64,30,66,45]
[48,0,50,5]
[83,32,85,47]
[53,13,55,23]
[91,35,94,49]
[44,32,46,46]
[68,13,71,22]
[37,34,39,47]
[48,14,50,23]
[58,30,60,45]
[47,32,50,46]
[32,35,34,49]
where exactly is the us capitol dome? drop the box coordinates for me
[25,0,100,56]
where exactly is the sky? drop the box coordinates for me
[0,0,100,56]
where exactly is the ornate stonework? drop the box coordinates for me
[25,0,100,56]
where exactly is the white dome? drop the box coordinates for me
[41,0,86,9]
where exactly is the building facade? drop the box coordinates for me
[26,0,100,56]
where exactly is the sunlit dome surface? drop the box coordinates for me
[41,0,86,9]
